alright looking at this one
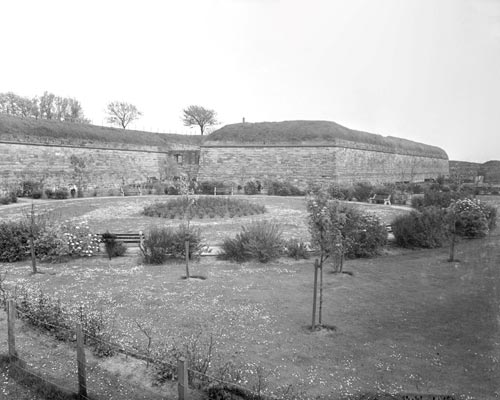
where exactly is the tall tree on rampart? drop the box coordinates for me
[106,101,142,129]
[182,105,218,135]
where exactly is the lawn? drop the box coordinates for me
[0,194,409,245]
[0,195,499,399]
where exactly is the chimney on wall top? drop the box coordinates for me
[242,117,245,123]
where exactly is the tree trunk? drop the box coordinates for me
[319,260,323,326]
[311,259,319,330]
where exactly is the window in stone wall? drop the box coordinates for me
[174,154,183,164]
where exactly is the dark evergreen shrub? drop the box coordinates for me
[101,232,127,259]
[243,180,261,195]
[266,181,304,196]
[197,181,226,195]
[352,182,374,202]
[392,207,447,248]
[0,220,30,262]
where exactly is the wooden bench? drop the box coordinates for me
[214,187,233,195]
[369,194,391,205]
[100,232,145,247]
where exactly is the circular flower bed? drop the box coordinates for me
[143,196,266,219]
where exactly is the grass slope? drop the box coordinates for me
[0,114,200,147]
[207,120,448,159]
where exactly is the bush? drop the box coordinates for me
[449,198,491,239]
[197,181,226,195]
[481,202,497,230]
[352,182,374,202]
[0,220,30,262]
[0,191,17,205]
[141,226,176,264]
[19,180,43,198]
[421,188,461,208]
[343,208,387,258]
[266,181,304,196]
[243,180,261,195]
[219,220,283,263]
[140,225,203,264]
[101,232,127,259]
[392,207,447,248]
[283,238,310,260]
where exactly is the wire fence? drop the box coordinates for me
[4,299,270,400]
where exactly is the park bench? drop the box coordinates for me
[213,186,234,195]
[369,194,391,205]
[100,232,145,247]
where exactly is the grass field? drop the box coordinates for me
[0,195,499,399]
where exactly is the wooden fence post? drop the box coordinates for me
[177,357,188,400]
[7,299,18,362]
[311,260,319,330]
[185,240,190,279]
[76,323,88,400]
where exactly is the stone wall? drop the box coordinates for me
[0,140,199,191]
[197,144,449,188]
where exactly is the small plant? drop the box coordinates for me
[352,181,374,202]
[283,238,310,260]
[101,232,127,259]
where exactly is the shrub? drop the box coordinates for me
[392,207,447,248]
[219,220,283,263]
[197,180,226,195]
[352,182,374,202]
[283,238,310,260]
[449,198,491,239]
[343,208,387,258]
[140,225,203,264]
[14,285,115,356]
[243,180,261,195]
[266,181,304,196]
[0,220,30,262]
[173,224,203,260]
[101,232,127,259]
[410,195,425,209]
[0,191,17,205]
[421,188,460,208]
[19,180,43,197]
[480,202,497,230]
[141,226,176,264]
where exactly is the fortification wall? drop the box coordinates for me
[0,140,199,191]
[197,144,449,188]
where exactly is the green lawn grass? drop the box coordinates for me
[0,196,498,399]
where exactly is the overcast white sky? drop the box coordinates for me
[1,0,499,162]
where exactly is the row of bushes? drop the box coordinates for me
[0,218,101,263]
[143,197,266,219]
[392,198,497,249]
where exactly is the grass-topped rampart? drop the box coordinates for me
[0,114,200,147]
[206,120,448,159]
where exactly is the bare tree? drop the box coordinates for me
[106,101,142,129]
[182,105,217,135]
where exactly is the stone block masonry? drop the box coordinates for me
[0,141,199,191]
[197,144,449,189]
